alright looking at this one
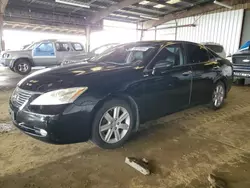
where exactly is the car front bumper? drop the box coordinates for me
[233,66,250,79]
[233,71,250,78]
[9,101,94,144]
[0,58,13,67]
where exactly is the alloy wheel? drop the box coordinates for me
[213,84,225,107]
[18,63,29,73]
[99,106,131,144]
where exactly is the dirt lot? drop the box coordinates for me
[1,86,250,188]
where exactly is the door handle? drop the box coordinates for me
[182,71,192,76]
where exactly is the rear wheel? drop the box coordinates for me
[91,99,135,149]
[14,59,31,75]
[210,81,225,110]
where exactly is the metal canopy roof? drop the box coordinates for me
[3,0,215,33]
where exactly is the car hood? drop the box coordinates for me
[63,52,94,63]
[18,62,142,92]
[4,49,31,54]
[3,49,32,57]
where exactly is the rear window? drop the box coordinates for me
[205,45,224,53]
[55,42,70,51]
[72,43,84,51]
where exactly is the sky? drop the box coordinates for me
[3,20,138,51]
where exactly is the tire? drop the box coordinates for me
[14,59,31,75]
[210,81,225,110]
[91,99,135,149]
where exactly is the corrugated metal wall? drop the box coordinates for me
[143,9,244,56]
[240,10,250,46]
[177,9,244,55]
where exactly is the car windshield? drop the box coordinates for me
[89,43,159,65]
[24,42,39,50]
[91,44,118,55]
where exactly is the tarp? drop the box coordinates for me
[240,41,250,50]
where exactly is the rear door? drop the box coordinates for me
[32,42,57,66]
[55,42,73,64]
[185,43,220,104]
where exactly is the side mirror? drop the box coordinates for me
[152,60,173,75]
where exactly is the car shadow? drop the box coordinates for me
[0,113,189,188]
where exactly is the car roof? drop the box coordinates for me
[126,40,200,46]
[201,42,223,46]
[37,39,82,43]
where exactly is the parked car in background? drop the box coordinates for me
[0,39,84,75]
[202,42,226,58]
[61,43,118,65]
[232,41,250,85]
[9,41,233,149]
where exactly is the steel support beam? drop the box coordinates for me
[0,0,9,13]
[143,0,246,29]
[0,14,3,51]
[0,0,8,51]
[154,27,157,40]
[85,26,91,52]
[89,0,142,23]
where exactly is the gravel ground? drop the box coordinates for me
[1,86,250,188]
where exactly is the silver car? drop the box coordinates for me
[202,42,226,58]
[0,39,84,75]
[61,43,119,66]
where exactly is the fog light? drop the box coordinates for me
[40,129,47,136]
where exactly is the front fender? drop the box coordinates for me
[9,56,34,68]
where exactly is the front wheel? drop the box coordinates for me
[14,59,31,75]
[91,99,135,149]
[210,81,225,110]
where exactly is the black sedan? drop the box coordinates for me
[9,41,233,149]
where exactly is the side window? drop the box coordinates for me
[150,44,184,69]
[56,42,70,51]
[186,44,210,63]
[34,42,55,57]
[36,42,54,52]
[72,43,84,52]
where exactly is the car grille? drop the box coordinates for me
[11,88,40,108]
[233,56,250,64]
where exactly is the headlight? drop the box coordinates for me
[2,53,10,59]
[30,87,88,105]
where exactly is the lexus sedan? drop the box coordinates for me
[9,41,233,149]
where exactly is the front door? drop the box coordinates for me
[32,42,57,67]
[184,43,219,104]
[142,43,192,120]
